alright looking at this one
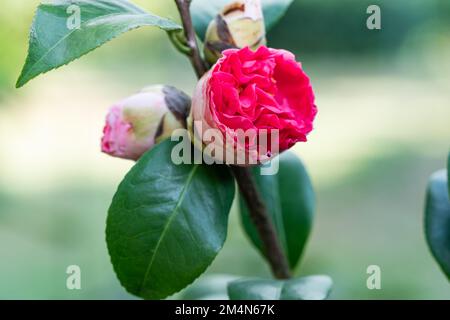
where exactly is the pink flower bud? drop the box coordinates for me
[189,46,317,166]
[101,85,190,161]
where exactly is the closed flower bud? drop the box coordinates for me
[101,85,191,161]
[203,0,266,66]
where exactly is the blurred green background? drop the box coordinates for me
[0,0,449,299]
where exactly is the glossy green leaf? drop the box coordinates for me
[17,0,181,88]
[228,275,332,300]
[425,169,450,280]
[106,140,235,299]
[191,0,294,40]
[181,274,239,300]
[239,151,314,269]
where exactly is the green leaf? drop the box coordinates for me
[181,274,239,300]
[239,151,314,270]
[447,151,450,198]
[191,0,294,40]
[106,139,235,299]
[17,0,181,88]
[425,169,450,280]
[228,275,332,300]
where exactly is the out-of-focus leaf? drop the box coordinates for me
[425,169,450,280]
[447,152,449,198]
[228,275,332,300]
[181,274,239,300]
[239,151,314,269]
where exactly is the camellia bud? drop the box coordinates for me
[101,85,191,161]
[203,0,266,65]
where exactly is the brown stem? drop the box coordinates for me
[174,0,207,78]
[173,0,291,279]
[230,166,292,279]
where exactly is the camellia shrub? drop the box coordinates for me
[16,0,449,300]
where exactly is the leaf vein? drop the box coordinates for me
[138,164,199,295]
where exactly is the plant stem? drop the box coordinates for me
[174,0,207,78]
[168,30,192,55]
[173,0,291,279]
[230,166,292,279]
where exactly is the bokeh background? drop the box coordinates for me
[0,0,449,299]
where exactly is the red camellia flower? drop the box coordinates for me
[189,46,317,165]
